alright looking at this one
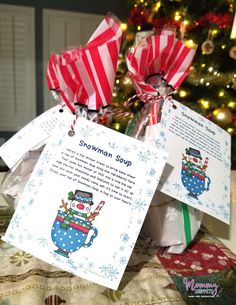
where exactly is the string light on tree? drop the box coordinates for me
[179,90,188,98]
[198,98,211,110]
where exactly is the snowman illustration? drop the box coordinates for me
[51,190,105,257]
[181,147,211,199]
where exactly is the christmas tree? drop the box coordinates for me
[111,0,236,167]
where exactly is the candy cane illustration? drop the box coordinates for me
[87,201,106,222]
[202,157,209,171]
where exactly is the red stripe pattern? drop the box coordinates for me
[126,32,196,96]
[46,14,122,112]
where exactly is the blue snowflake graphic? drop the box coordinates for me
[160,119,167,128]
[132,198,147,212]
[121,233,130,243]
[8,233,14,240]
[27,180,35,191]
[57,139,63,146]
[155,139,162,148]
[108,142,118,149]
[199,116,205,124]
[148,168,156,177]
[67,259,78,270]
[146,189,154,197]
[36,168,44,177]
[113,252,117,259]
[58,121,68,130]
[78,263,84,269]
[41,151,52,164]
[185,194,195,204]
[119,257,127,265]
[28,198,34,206]
[173,183,182,191]
[137,150,150,163]
[79,125,94,138]
[88,261,95,269]
[224,160,230,169]
[137,219,142,225]
[37,237,48,247]
[160,131,165,138]
[222,209,230,220]
[12,215,21,227]
[123,146,130,153]
[211,202,215,208]
[99,264,119,281]
[52,251,64,263]
[27,233,33,240]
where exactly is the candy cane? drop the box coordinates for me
[203,157,209,170]
[94,200,106,214]
[87,201,106,222]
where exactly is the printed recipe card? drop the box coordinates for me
[2,117,168,290]
[0,105,70,169]
[146,99,231,224]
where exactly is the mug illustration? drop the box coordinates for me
[51,190,105,257]
[181,147,211,200]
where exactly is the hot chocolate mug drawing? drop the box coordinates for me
[181,148,211,200]
[51,190,105,258]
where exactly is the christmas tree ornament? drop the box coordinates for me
[120,73,135,95]
[212,106,233,127]
[229,45,236,59]
[201,40,214,55]
[201,30,214,55]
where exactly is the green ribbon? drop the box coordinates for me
[181,202,192,246]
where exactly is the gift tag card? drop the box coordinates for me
[145,99,231,224]
[0,106,71,169]
[2,118,168,290]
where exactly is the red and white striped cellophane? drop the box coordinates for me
[46,13,122,113]
[126,31,196,124]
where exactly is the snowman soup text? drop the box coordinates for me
[79,140,132,167]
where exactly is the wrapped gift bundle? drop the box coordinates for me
[0,13,230,266]
[125,29,202,253]
[0,12,123,207]
[0,12,232,289]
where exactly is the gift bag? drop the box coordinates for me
[125,29,202,253]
